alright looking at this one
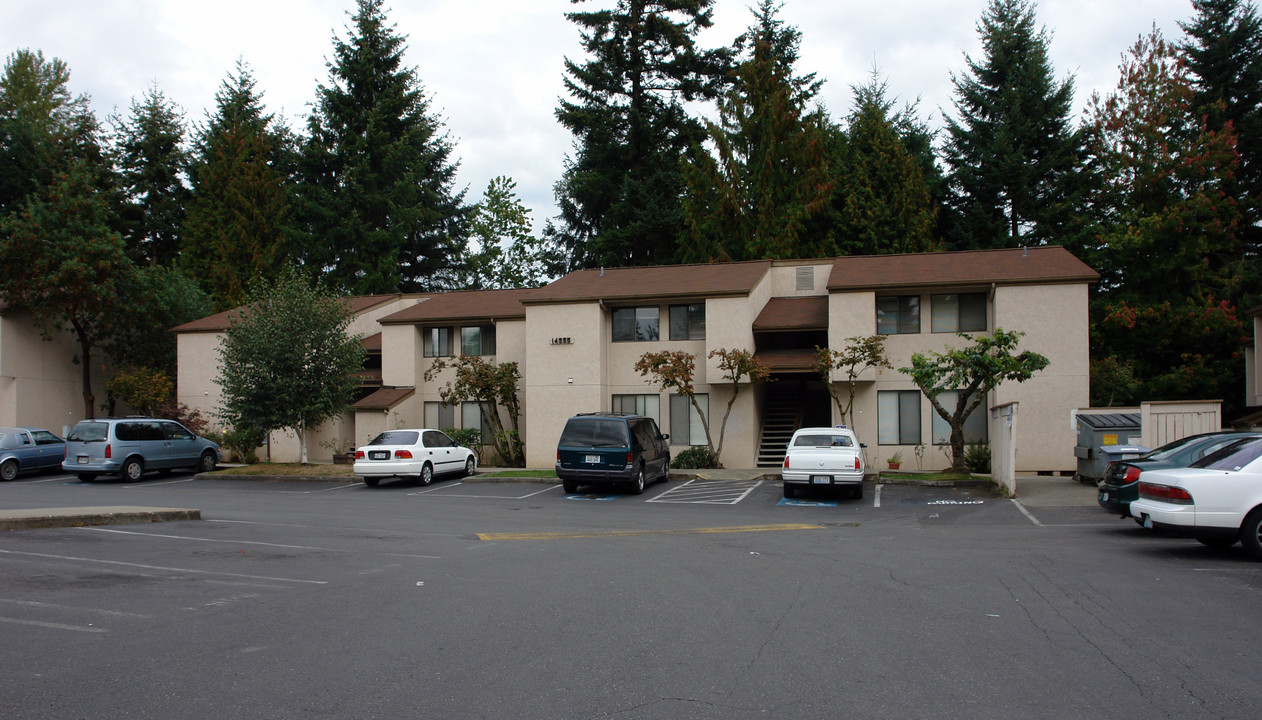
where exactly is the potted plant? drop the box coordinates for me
[319,438,355,464]
[887,450,904,470]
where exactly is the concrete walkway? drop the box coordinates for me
[0,506,201,531]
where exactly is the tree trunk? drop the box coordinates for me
[950,424,967,472]
[74,322,95,419]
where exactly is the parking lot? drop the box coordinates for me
[2,470,1261,719]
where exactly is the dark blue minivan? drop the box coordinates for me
[555,413,670,495]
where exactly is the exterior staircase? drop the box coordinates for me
[757,382,802,468]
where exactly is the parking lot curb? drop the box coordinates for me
[0,506,201,531]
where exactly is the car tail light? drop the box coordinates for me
[1138,482,1193,504]
[394,450,413,459]
[854,457,861,470]
[783,456,790,469]
[1123,466,1141,483]
[355,450,365,459]
[626,452,634,465]
[105,443,112,459]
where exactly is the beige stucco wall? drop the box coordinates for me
[1,309,111,434]
[176,331,225,432]
[524,302,607,468]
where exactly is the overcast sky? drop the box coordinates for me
[2,0,1196,234]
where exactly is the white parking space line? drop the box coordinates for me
[15,475,69,484]
[874,484,882,508]
[647,479,763,505]
[0,598,154,619]
[1011,499,1042,526]
[411,483,564,499]
[78,527,441,559]
[0,548,329,584]
[0,617,107,633]
[124,478,196,488]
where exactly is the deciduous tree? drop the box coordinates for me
[813,336,891,427]
[423,356,525,466]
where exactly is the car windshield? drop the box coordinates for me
[559,419,629,448]
[1144,434,1210,461]
[1191,438,1262,471]
[368,431,419,446]
[67,422,108,442]
[794,434,852,447]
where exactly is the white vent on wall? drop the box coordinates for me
[796,266,814,291]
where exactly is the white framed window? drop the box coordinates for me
[878,390,921,445]
[424,401,454,429]
[931,293,987,333]
[612,394,660,422]
[462,402,494,442]
[668,303,705,340]
[930,390,989,445]
[669,394,708,446]
[423,327,453,357]
[612,307,660,342]
[461,325,496,356]
[877,296,920,335]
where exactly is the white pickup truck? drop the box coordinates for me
[781,426,866,500]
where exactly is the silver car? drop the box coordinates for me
[62,418,221,482]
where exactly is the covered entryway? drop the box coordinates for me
[752,297,832,468]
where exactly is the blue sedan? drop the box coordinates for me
[0,427,66,481]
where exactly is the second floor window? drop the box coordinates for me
[931,293,987,333]
[423,327,453,357]
[669,303,706,340]
[462,325,496,356]
[877,296,920,335]
[612,306,660,342]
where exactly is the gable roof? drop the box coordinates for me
[523,261,773,304]
[173,295,408,333]
[828,246,1098,291]
[378,287,536,324]
[753,296,829,331]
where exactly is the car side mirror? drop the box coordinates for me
[860,443,867,448]
[659,434,670,441]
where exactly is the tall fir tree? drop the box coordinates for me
[1180,0,1262,305]
[298,0,468,294]
[941,0,1083,249]
[678,0,833,263]
[553,0,730,269]
[182,60,296,311]
[111,84,190,266]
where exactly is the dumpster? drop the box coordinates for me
[1074,412,1148,484]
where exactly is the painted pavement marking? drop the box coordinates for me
[478,522,823,541]
[646,479,763,505]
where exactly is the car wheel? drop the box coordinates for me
[629,467,645,495]
[562,479,578,494]
[78,473,97,483]
[122,458,144,482]
[418,463,434,486]
[0,459,17,481]
[783,484,795,499]
[463,457,475,478]
[363,477,380,487]
[1197,536,1238,549]
[1239,508,1262,560]
[198,451,217,474]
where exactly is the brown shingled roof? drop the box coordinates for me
[753,296,829,331]
[351,386,415,411]
[379,287,536,324]
[754,349,817,373]
[828,246,1098,291]
[172,295,408,333]
[524,261,772,304]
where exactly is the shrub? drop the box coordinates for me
[157,402,208,435]
[964,444,991,474]
[444,427,483,463]
[671,446,716,469]
[221,425,266,464]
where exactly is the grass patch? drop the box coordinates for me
[880,471,978,483]
[213,463,355,477]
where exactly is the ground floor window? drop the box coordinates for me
[878,390,921,445]
[669,394,708,446]
[424,401,453,430]
[462,402,494,443]
[612,393,659,421]
[930,390,989,445]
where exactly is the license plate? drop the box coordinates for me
[1142,515,1153,529]
[584,455,600,464]
[370,451,389,460]
[811,475,831,484]
[77,456,88,464]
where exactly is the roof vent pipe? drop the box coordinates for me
[600,266,604,276]
[1022,245,1028,256]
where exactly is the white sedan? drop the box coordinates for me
[352,429,476,487]
[1129,436,1262,557]
[781,426,866,500]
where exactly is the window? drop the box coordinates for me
[878,391,921,445]
[424,401,454,429]
[668,303,705,340]
[462,402,494,443]
[930,391,989,445]
[669,394,708,446]
[423,327,453,357]
[931,293,987,333]
[612,307,660,342]
[461,325,496,356]
[163,422,193,441]
[612,394,660,421]
[877,296,920,335]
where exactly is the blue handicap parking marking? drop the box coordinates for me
[565,493,624,501]
[777,497,840,508]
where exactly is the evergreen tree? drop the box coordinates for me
[1180,0,1262,305]
[298,0,468,294]
[111,84,190,266]
[832,75,939,255]
[941,0,1082,249]
[182,60,296,311]
[553,0,730,269]
[678,0,833,263]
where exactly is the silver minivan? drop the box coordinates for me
[63,418,221,482]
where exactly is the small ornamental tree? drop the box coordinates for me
[813,335,892,427]
[900,329,1049,472]
[424,356,524,467]
[635,348,767,468]
[216,267,366,464]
